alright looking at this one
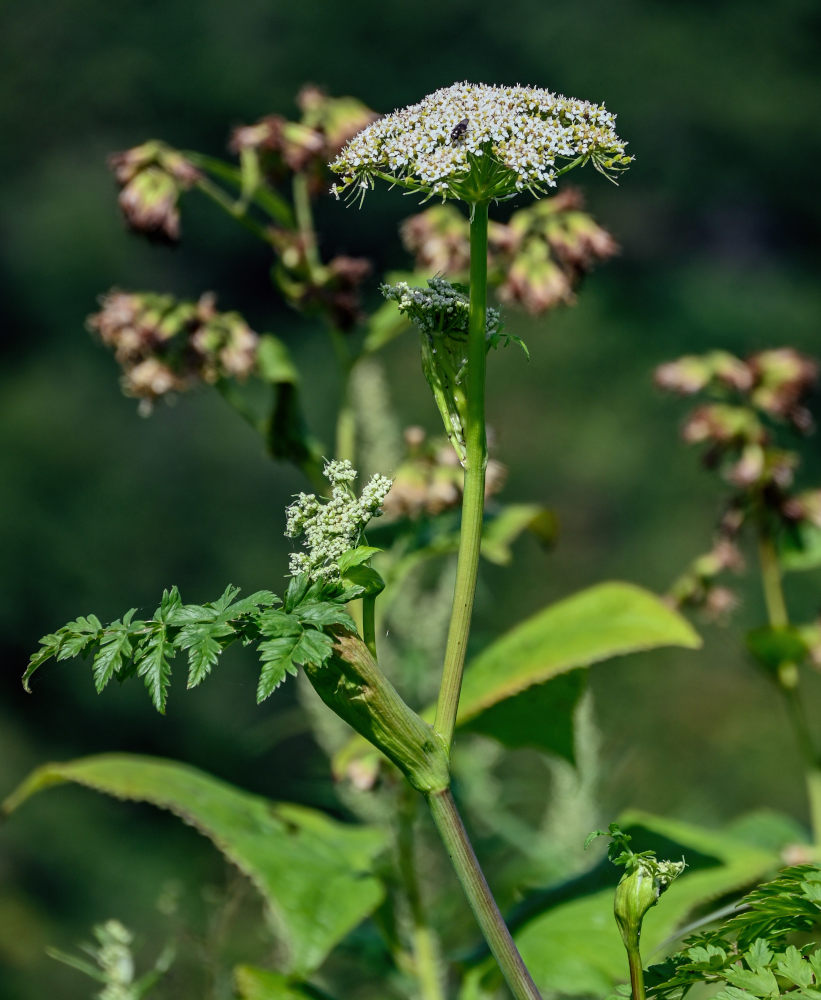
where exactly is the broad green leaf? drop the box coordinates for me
[2,755,387,975]
[461,670,586,762]
[500,811,778,999]
[234,965,318,1000]
[333,582,700,775]
[456,583,700,725]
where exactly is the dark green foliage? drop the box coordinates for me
[24,577,359,713]
[643,866,821,1000]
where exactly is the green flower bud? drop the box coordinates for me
[613,856,685,951]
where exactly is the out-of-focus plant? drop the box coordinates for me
[47,919,174,1000]
[658,348,821,849]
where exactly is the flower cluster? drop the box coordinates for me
[108,141,202,243]
[87,290,258,412]
[381,276,502,342]
[381,427,506,520]
[285,460,393,580]
[330,81,630,203]
[400,189,618,315]
[231,86,377,194]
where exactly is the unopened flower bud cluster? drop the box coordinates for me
[381,277,501,343]
[285,460,392,579]
[331,81,630,202]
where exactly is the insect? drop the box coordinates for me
[450,118,469,143]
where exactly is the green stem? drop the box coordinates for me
[755,514,821,847]
[398,789,446,1000]
[293,173,323,278]
[363,594,377,660]
[184,151,294,226]
[427,789,542,1000]
[433,201,489,750]
[627,946,647,1000]
[192,175,275,244]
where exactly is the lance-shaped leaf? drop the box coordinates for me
[334,582,700,776]
[2,755,387,976]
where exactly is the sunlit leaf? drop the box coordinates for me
[2,755,387,976]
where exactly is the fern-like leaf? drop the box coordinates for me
[92,610,140,692]
[135,624,174,713]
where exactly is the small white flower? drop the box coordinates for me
[330,81,630,204]
[285,460,392,581]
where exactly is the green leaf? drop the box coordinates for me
[295,602,358,632]
[175,621,234,688]
[453,582,700,752]
[92,611,139,691]
[234,966,318,1000]
[333,582,700,775]
[341,564,385,597]
[337,546,382,572]
[723,965,779,996]
[461,670,586,762]
[256,630,333,702]
[2,755,387,976]
[135,624,173,713]
[55,615,104,659]
[503,811,778,999]
[745,939,774,972]
[777,946,814,989]
[284,575,311,614]
[256,335,299,385]
[780,521,821,572]
[480,504,558,565]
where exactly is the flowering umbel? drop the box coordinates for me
[330,81,630,204]
[285,460,393,580]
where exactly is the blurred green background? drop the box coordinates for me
[2,0,820,996]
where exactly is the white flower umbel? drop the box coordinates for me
[330,81,630,204]
[285,459,392,580]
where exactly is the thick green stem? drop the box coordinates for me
[627,947,647,1000]
[398,790,446,1000]
[427,789,542,1000]
[756,516,821,847]
[433,201,489,750]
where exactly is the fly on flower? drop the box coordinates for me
[450,118,469,144]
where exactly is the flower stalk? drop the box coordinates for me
[755,510,821,849]
[433,201,489,751]
[427,788,542,1000]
